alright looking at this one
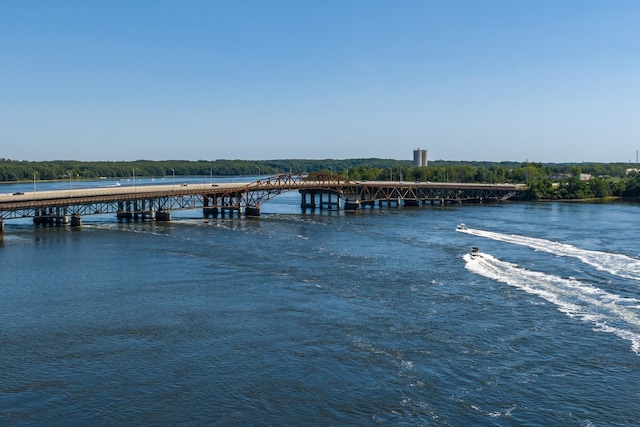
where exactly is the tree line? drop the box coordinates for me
[1,158,640,200]
[0,158,406,182]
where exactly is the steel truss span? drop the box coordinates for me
[0,174,525,225]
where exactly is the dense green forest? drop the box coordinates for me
[2,158,640,200]
[0,158,408,182]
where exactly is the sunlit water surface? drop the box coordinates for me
[1,179,639,425]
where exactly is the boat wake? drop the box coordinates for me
[464,252,640,355]
[458,228,640,281]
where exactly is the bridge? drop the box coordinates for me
[0,174,525,232]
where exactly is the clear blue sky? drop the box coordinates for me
[1,0,639,163]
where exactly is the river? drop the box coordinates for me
[1,178,639,425]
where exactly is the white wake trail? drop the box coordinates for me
[459,228,640,281]
[464,253,640,355]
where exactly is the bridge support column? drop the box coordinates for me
[117,212,133,221]
[203,207,218,218]
[220,208,241,217]
[34,213,48,226]
[133,201,140,221]
[320,193,340,210]
[344,200,360,210]
[0,220,4,232]
[300,191,316,210]
[245,206,261,217]
[70,215,82,227]
[156,211,171,222]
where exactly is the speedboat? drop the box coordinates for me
[457,223,467,230]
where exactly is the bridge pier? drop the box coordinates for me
[133,201,141,221]
[142,201,155,220]
[136,210,154,221]
[300,191,316,210]
[344,200,360,210]
[0,220,4,232]
[156,211,171,222]
[117,201,132,222]
[203,207,219,218]
[245,206,261,217]
[117,212,133,221]
[33,208,68,227]
[300,190,340,211]
[319,192,340,210]
[220,208,241,217]
[119,200,156,221]
[71,214,82,227]
[380,199,400,207]
[203,195,219,218]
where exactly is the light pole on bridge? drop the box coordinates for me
[170,168,175,189]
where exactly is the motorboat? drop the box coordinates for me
[457,223,467,230]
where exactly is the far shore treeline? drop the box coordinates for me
[2,158,640,200]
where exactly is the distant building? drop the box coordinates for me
[413,149,428,167]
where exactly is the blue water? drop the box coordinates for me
[1,180,640,425]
